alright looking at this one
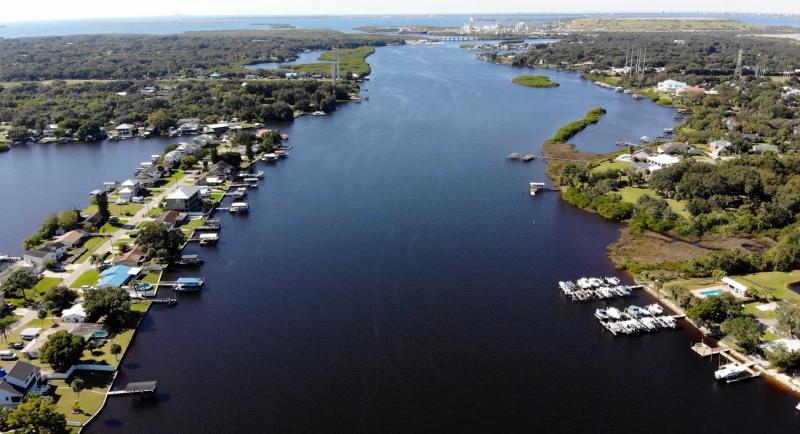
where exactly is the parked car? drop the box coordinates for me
[0,350,17,360]
[9,342,24,350]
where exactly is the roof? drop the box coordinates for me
[124,381,157,392]
[752,144,779,153]
[24,249,50,258]
[61,303,86,318]
[121,179,139,187]
[112,247,146,265]
[99,264,134,287]
[58,229,87,245]
[658,142,689,154]
[0,380,23,397]
[154,210,182,225]
[709,139,731,148]
[647,154,680,166]
[7,361,39,380]
[20,328,41,337]
[722,277,748,292]
[101,264,131,277]
[115,123,135,130]
[167,186,202,200]
[760,338,800,353]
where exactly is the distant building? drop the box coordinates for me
[114,124,135,138]
[0,361,43,408]
[657,142,690,155]
[42,124,59,137]
[165,186,204,212]
[721,277,748,296]
[751,143,780,154]
[656,79,688,94]
[56,229,88,248]
[23,243,65,267]
[209,72,223,80]
[647,154,680,170]
[112,246,146,267]
[61,303,87,323]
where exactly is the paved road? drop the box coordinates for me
[62,177,193,288]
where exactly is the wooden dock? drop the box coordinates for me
[108,381,157,399]
[691,341,761,383]
[149,298,177,305]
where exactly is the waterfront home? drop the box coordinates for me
[676,85,706,97]
[177,142,201,155]
[114,123,135,138]
[112,246,146,267]
[630,149,653,162]
[61,303,87,323]
[760,338,800,355]
[206,123,230,135]
[205,176,224,186]
[120,179,143,195]
[164,149,183,165]
[657,142,690,155]
[42,124,59,137]
[206,160,235,179]
[135,165,166,186]
[177,122,200,135]
[153,210,186,228]
[721,277,748,296]
[23,243,65,267]
[751,143,780,154]
[646,154,680,170]
[193,134,219,147]
[656,79,688,94]
[0,362,43,408]
[165,186,204,212]
[56,229,88,248]
[98,264,138,288]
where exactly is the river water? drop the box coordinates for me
[50,43,796,432]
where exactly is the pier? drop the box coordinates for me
[107,381,158,400]
[691,341,761,383]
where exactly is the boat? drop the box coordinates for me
[198,233,219,246]
[631,93,643,100]
[606,307,622,320]
[230,202,250,213]
[714,364,746,380]
[640,136,651,143]
[529,182,545,196]
[614,87,624,92]
[176,254,204,265]
[594,309,609,320]
[312,111,326,116]
[646,304,663,315]
[262,153,279,162]
[623,89,633,94]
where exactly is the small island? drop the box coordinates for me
[512,75,559,88]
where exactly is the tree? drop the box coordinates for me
[2,268,39,299]
[83,287,131,330]
[110,343,122,362]
[37,309,47,329]
[43,286,77,313]
[776,302,800,337]
[765,343,800,372]
[146,110,175,135]
[39,330,85,373]
[70,378,86,412]
[4,396,67,434]
[0,316,16,342]
[134,222,184,263]
[687,293,743,327]
[721,316,762,353]
[56,210,80,232]
[92,192,110,223]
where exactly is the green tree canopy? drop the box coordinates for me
[39,331,85,373]
[4,396,67,434]
[83,287,131,330]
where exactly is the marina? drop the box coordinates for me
[595,304,680,336]
[558,277,643,301]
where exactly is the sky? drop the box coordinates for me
[2,1,799,23]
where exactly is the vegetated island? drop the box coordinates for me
[291,46,376,77]
[512,75,559,88]
[546,107,606,144]
[561,18,758,32]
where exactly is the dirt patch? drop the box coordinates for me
[695,234,776,253]
[541,142,610,179]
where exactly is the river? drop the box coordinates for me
[56,43,797,432]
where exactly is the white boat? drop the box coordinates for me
[623,89,632,94]
[594,309,609,320]
[230,202,250,213]
[714,364,746,380]
[606,307,622,320]
[646,304,664,315]
[312,111,326,116]
[614,87,624,92]
[640,135,651,143]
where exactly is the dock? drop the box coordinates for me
[148,298,177,305]
[507,153,536,162]
[691,341,761,383]
[558,277,640,301]
[108,381,158,399]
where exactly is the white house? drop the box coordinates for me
[708,139,732,157]
[23,242,65,267]
[164,150,183,165]
[114,123,135,138]
[722,277,748,296]
[42,124,59,137]
[61,303,87,323]
[656,79,688,94]
[646,154,680,170]
[19,328,42,341]
[0,361,42,408]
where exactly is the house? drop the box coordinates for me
[751,143,780,154]
[656,79,688,94]
[165,186,204,212]
[0,361,42,407]
[630,149,653,162]
[82,210,104,228]
[119,179,142,201]
[647,154,680,170]
[206,123,230,135]
[23,243,65,267]
[209,72,223,80]
[742,133,761,142]
[177,122,200,135]
[57,229,88,248]
[177,142,201,155]
[114,123,135,138]
[135,165,166,186]
[61,303,87,323]
[657,142,690,155]
[206,161,235,179]
[0,380,24,407]
[19,328,42,341]
[193,134,219,147]
[42,124,59,137]
[759,338,800,355]
[153,210,186,228]
[98,264,138,288]
[164,150,183,165]
[722,277,748,296]
[112,246,146,267]
[285,72,299,79]
[708,139,732,157]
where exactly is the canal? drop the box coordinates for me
[5,41,798,431]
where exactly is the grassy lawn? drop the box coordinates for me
[292,46,375,77]
[98,219,127,233]
[140,272,161,285]
[84,203,142,217]
[11,277,64,303]
[74,237,107,264]
[146,207,164,217]
[210,191,225,203]
[729,271,800,303]
[592,160,630,173]
[51,371,114,425]
[182,217,206,229]
[70,270,99,288]
[161,170,185,186]
[619,187,690,218]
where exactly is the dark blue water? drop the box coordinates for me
[2,13,799,38]
[0,138,175,254]
[78,43,799,433]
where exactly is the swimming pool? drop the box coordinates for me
[701,289,723,296]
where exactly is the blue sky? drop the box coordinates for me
[3,1,799,23]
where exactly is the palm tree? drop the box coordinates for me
[71,378,86,413]
[110,343,122,363]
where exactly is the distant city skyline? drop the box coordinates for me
[2,1,800,24]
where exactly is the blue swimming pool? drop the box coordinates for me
[701,289,723,296]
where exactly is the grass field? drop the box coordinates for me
[74,237,107,264]
[52,371,114,425]
[730,271,800,303]
[619,187,690,218]
[291,46,375,77]
[83,203,142,217]
[70,270,99,288]
[592,160,630,173]
[512,75,559,88]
